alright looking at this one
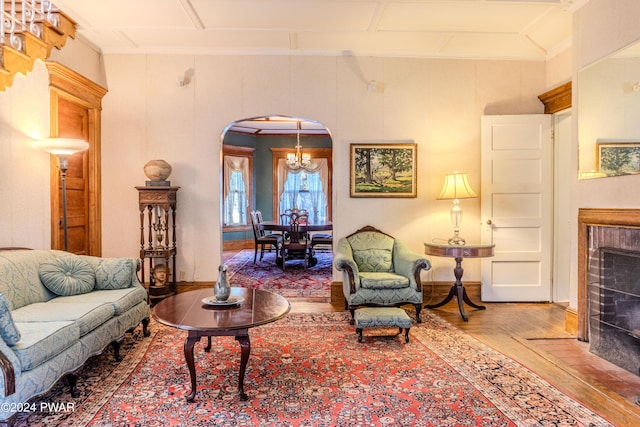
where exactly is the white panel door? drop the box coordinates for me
[481,114,552,301]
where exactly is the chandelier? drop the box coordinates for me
[286,122,311,169]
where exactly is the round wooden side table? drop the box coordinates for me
[424,242,495,321]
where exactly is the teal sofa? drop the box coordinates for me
[334,226,431,324]
[0,249,150,426]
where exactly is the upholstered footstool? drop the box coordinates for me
[354,307,412,343]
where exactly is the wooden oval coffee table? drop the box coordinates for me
[152,287,290,401]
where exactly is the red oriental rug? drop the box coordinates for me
[225,249,332,301]
[15,311,613,427]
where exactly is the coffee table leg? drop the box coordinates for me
[235,334,250,401]
[184,335,200,402]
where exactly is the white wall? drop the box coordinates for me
[569,0,640,309]
[100,54,546,282]
[48,36,106,87]
[546,48,572,89]
[0,62,53,249]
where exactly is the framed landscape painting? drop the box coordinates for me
[596,141,640,176]
[350,142,417,198]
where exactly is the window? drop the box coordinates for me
[272,147,332,223]
[225,168,247,225]
[222,145,255,229]
[280,169,328,224]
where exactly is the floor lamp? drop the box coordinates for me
[437,172,478,245]
[34,138,89,251]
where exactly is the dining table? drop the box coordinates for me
[259,220,332,267]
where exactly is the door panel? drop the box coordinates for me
[56,99,90,254]
[481,114,552,302]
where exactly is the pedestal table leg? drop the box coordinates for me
[453,256,469,321]
[425,255,487,321]
[453,256,486,321]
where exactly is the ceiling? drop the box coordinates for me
[225,116,331,136]
[51,1,588,135]
[53,0,588,61]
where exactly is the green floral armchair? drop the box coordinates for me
[334,225,431,324]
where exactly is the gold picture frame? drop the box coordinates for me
[350,142,417,198]
[596,141,640,176]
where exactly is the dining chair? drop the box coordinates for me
[281,208,309,224]
[250,210,283,264]
[310,232,333,253]
[280,212,311,270]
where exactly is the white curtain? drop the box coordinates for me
[277,158,328,224]
[223,155,249,225]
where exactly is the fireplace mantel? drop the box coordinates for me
[577,208,640,341]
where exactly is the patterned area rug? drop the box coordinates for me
[225,249,332,301]
[15,312,613,427]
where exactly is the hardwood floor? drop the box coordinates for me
[217,251,640,425]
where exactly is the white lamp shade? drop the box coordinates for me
[437,172,478,200]
[34,138,89,157]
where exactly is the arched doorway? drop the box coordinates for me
[220,115,333,250]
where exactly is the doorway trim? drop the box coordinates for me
[46,62,107,255]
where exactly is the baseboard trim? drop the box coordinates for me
[565,306,578,335]
[330,281,481,306]
[223,240,253,251]
[178,280,481,307]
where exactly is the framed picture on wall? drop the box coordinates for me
[596,141,640,176]
[350,142,417,198]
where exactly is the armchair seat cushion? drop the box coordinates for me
[359,272,409,289]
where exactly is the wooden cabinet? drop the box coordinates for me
[136,186,179,304]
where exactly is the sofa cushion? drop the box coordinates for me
[0,293,21,345]
[12,302,115,337]
[48,286,147,316]
[94,258,134,290]
[347,231,395,272]
[0,250,63,309]
[359,272,410,289]
[11,321,79,371]
[39,257,95,296]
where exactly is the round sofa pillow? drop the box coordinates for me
[39,256,95,296]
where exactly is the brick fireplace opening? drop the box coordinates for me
[578,209,640,375]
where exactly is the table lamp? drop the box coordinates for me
[437,172,478,245]
[34,138,89,251]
